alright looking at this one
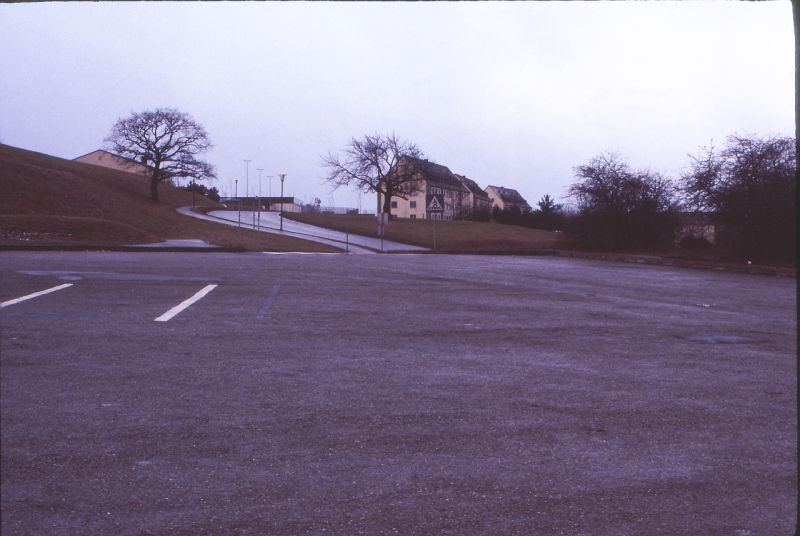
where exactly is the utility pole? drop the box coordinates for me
[243,159,252,230]
[257,168,263,230]
[279,174,286,231]
[235,179,240,237]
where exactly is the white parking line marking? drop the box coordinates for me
[1,283,74,308]
[154,284,218,322]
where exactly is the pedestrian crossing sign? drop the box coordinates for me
[426,193,444,213]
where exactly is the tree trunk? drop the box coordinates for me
[382,192,393,214]
[150,173,160,202]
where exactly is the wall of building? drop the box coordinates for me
[273,202,302,213]
[473,196,493,217]
[386,189,425,219]
[378,180,426,219]
[380,182,472,220]
[485,186,505,211]
[485,186,530,213]
[74,150,151,176]
[440,186,471,220]
[676,215,717,244]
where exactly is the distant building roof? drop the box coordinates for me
[73,149,154,175]
[74,149,150,167]
[397,156,469,192]
[487,185,529,205]
[455,174,490,200]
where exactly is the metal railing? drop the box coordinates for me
[301,205,374,216]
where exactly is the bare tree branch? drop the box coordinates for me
[321,133,424,214]
[105,108,216,201]
[568,152,679,249]
[681,134,796,259]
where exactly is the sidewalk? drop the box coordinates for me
[181,207,429,254]
[0,239,241,253]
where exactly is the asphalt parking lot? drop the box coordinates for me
[1,252,796,535]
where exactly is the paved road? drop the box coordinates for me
[1,252,796,535]
[179,207,428,253]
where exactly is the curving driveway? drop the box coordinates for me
[177,207,429,254]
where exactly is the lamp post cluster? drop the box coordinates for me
[235,160,286,234]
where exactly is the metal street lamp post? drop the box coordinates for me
[257,168,263,230]
[244,159,252,230]
[279,174,286,231]
[235,179,241,235]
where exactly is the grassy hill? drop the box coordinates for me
[0,144,336,252]
[287,213,566,253]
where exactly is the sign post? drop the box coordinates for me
[426,193,444,250]
[377,212,389,252]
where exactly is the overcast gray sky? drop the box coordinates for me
[0,1,793,211]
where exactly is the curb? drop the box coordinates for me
[1,243,793,277]
[0,244,245,253]
[413,249,795,277]
[546,249,796,278]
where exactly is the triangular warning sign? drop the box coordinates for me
[427,196,444,212]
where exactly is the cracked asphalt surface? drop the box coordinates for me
[1,252,796,535]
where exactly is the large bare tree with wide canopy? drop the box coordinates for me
[322,133,425,214]
[105,108,216,202]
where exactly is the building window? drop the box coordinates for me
[410,214,416,219]
[391,200,398,209]
[410,201,416,208]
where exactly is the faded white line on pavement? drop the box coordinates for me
[154,284,218,322]
[255,284,281,320]
[1,284,74,308]
[260,252,339,255]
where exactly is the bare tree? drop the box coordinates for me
[682,142,723,213]
[105,108,216,202]
[570,153,677,214]
[682,134,796,259]
[322,134,424,214]
[568,152,679,249]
